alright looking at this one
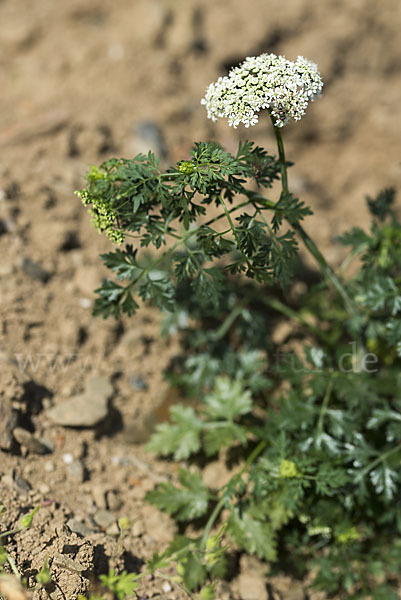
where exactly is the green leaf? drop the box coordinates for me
[100,245,140,281]
[147,405,202,460]
[227,506,276,560]
[179,552,207,590]
[146,468,210,521]
[204,377,253,421]
[370,464,399,501]
[199,584,216,600]
[203,423,248,456]
[36,559,52,586]
[99,569,139,600]
[366,188,396,221]
[146,550,171,572]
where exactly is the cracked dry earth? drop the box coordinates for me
[1,0,401,598]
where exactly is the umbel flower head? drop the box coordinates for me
[201,53,323,128]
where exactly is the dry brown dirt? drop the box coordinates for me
[1,0,401,598]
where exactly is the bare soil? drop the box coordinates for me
[1,0,401,598]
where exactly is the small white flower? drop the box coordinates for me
[201,53,323,128]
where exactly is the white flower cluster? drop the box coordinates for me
[201,53,323,128]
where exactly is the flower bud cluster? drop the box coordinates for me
[201,53,323,128]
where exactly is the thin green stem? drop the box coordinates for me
[200,497,227,550]
[338,245,367,276]
[116,198,254,302]
[209,304,245,342]
[259,295,331,344]
[316,374,335,438]
[268,113,357,317]
[0,527,22,539]
[6,554,21,580]
[113,199,250,249]
[200,440,267,548]
[359,441,401,480]
[218,195,252,269]
[294,223,357,316]
[270,113,289,193]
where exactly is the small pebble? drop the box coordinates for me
[13,427,51,455]
[106,490,122,511]
[63,453,74,464]
[66,519,94,537]
[162,582,172,593]
[130,375,148,391]
[91,485,107,509]
[47,376,112,428]
[67,461,86,483]
[106,522,120,536]
[131,519,145,537]
[93,509,116,530]
[14,476,31,493]
[79,297,91,309]
[39,483,50,495]
[111,455,131,466]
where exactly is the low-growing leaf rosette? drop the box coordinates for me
[201,53,323,128]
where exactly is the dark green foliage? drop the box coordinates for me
[146,468,210,521]
[77,141,301,317]
[80,139,401,598]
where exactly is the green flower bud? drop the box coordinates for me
[177,161,194,175]
[279,459,300,479]
[20,506,40,529]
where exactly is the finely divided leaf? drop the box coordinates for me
[146,468,209,521]
[147,405,202,460]
[204,377,253,421]
[227,506,276,560]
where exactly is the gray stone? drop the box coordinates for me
[66,519,94,537]
[129,375,148,391]
[93,509,116,530]
[66,461,86,483]
[105,522,120,536]
[46,375,113,428]
[13,427,51,455]
[131,519,145,537]
[85,375,113,399]
[14,476,31,493]
[106,490,122,511]
[46,393,108,427]
[91,485,106,509]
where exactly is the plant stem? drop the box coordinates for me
[259,295,332,344]
[6,554,21,580]
[270,114,289,193]
[316,374,335,438]
[359,441,401,480]
[219,195,252,269]
[200,440,267,548]
[209,303,245,342]
[268,113,357,317]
